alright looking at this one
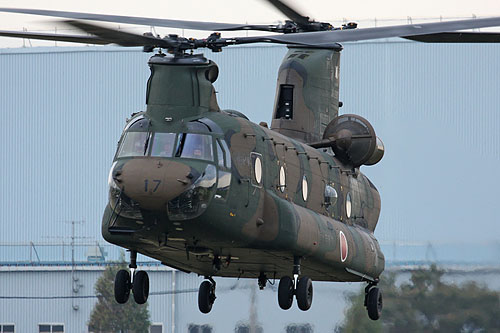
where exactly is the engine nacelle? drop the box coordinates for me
[321,114,384,167]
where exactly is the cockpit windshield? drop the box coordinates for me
[150,133,176,157]
[117,132,149,158]
[116,130,216,163]
[175,133,213,161]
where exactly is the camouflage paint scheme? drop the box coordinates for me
[103,47,385,283]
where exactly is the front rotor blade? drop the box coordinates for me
[258,17,500,45]
[63,20,170,48]
[0,7,273,32]
[265,0,311,26]
[403,32,500,43]
[0,29,109,44]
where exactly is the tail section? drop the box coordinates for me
[271,46,341,143]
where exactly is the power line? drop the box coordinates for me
[0,288,199,300]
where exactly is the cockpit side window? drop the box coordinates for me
[220,140,231,169]
[216,140,225,167]
[175,133,214,161]
[151,133,176,157]
[215,139,232,200]
[117,132,149,158]
[215,139,232,169]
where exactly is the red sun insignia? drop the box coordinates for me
[340,231,348,262]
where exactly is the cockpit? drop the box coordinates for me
[117,131,214,161]
[114,116,224,163]
[109,115,231,222]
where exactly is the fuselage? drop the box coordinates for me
[103,109,385,282]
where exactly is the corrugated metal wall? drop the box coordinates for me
[1,42,499,262]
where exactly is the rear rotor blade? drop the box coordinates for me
[258,17,500,45]
[403,32,500,43]
[265,0,311,26]
[0,29,109,44]
[0,7,274,32]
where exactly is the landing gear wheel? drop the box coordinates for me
[198,280,216,314]
[366,287,382,320]
[296,276,313,311]
[114,269,131,304]
[278,276,294,310]
[132,270,149,304]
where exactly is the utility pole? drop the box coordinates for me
[65,220,85,311]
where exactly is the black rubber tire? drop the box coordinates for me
[114,269,130,304]
[296,276,313,311]
[132,270,150,304]
[278,276,294,310]
[198,281,214,314]
[367,287,383,320]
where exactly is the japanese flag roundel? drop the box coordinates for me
[340,231,348,262]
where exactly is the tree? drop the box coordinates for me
[336,265,500,332]
[88,263,151,333]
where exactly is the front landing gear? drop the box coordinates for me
[113,250,150,305]
[364,282,383,320]
[198,277,216,314]
[277,256,313,311]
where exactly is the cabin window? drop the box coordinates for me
[150,133,176,157]
[251,153,263,186]
[302,175,309,201]
[117,131,150,158]
[324,185,338,207]
[346,192,352,218]
[175,133,213,161]
[278,165,286,192]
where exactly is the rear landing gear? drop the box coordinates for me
[364,282,383,320]
[277,256,313,311]
[113,250,150,305]
[198,277,216,314]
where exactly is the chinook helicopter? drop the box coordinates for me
[2,0,500,320]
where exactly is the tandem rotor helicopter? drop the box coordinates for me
[2,0,500,320]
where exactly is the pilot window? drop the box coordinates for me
[216,140,224,167]
[175,134,214,162]
[151,133,176,157]
[216,139,231,169]
[117,132,149,158]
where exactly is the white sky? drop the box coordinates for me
[1,0,500,47]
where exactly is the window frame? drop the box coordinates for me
[149,323,163,333]
[38,323,64,333]
[0,324,15,333]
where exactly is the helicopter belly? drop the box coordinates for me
[102,187,384,282]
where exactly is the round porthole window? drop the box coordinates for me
[346,192,352,218]
[324,185,338,207]
[302,175,308,201]
[279,166,286,192]
[254,155,262,184]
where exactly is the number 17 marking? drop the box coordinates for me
[144,179,162,192]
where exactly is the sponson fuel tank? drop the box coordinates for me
[271,46,342,143]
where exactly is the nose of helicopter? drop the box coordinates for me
[112,158,197,211]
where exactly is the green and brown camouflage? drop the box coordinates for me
[271,47,341,143]
[103,49,384,285]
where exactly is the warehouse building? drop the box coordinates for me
[0,41,499,332]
